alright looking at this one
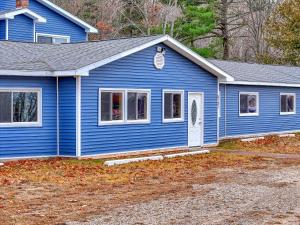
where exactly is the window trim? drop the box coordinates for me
[98,88,151,126]
[162,89,185,123]
[0,88,42,127]
[280,93,296,115]
[36,33,70,44]
[239,92,259,117]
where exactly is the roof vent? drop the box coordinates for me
[16,0,29,9]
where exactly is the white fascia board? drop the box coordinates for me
[0,9,47,23]
[0,70,89,77]
[36,0,98,33]
[220,81,300,88]
[163,36,234,82]
[0,70,53,76]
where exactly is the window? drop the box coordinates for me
[127,91,149,121]
[163,90,184,122]
[36,33,70,44]
[239,92,259,116]
[280,93,296,115]
[99,89,150,125]
[0,89,41,126]
[100,91,124,123]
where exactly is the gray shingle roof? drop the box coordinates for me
[210,60,300,85]
[0,35,164,72]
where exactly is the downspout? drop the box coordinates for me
[56,77,60,155]
[217,80,220,144]
[75,76,81,157]
[224,84,227,137]
[5,19,8,40]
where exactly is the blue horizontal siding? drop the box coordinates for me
[0,20,5,40]
[29,0,86,42]
[81,44,218,156]
[0,76,57,158]
[0,0,16,10]
[59,77,76,156]
[224,84,300,137]
[8,15,34,42]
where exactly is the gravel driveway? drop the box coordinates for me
[68,164,300,225]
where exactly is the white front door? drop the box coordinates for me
[188,93,204,147]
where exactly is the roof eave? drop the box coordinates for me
[220,81,300,88]
[0,8,47,23]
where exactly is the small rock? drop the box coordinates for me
[0,163,4,167]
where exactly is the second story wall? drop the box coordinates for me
[0,0,88,42]
[29,0,87,42]
[8,15,34,42]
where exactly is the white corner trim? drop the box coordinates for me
[36,0,98,33]
[56,77,60,156]
[5,19,8,40]
[0,8,46,23]
[76,76,81,157]
[220,81,300,88]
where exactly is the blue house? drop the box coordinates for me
[1,0,300,160]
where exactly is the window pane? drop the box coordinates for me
[248,95,257,113]
[13,92,38,122]
[37,36,52,44]
[53,37,68,44]
[281,95,287,112]
[112,93,123,120]
[137,93,147,119]
[287,95,294,112]
[101,92,111,121]
[0,92,12,123]
[173,94,181,118]
[164,93,172,119]
[240,94,248,113]
[127,92,137,120]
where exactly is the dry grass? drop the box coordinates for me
[218,134,300,154]
[0,152,268,225]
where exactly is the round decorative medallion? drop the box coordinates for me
[154,53,165,69]
[191,100,197,126]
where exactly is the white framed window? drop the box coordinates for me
[163,90,184,123]
[0,88,42,127]
[239,92,259,116]
[280,93,296,115]
[99,88,151,125]
[127,90,151,123]
[36,33,70,44]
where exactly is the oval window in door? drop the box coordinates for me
[191,100,197,126]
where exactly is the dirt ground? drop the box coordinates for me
[218,133,300,154]
[0,150,300,225]
[68,163,300,225]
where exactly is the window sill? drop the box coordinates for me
[163,118,184,123]
[280,112,296,116]
[239,113,259,117]
[0,122,42,128]
[98,120,151,126]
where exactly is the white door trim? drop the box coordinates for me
[188,92,204,147]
